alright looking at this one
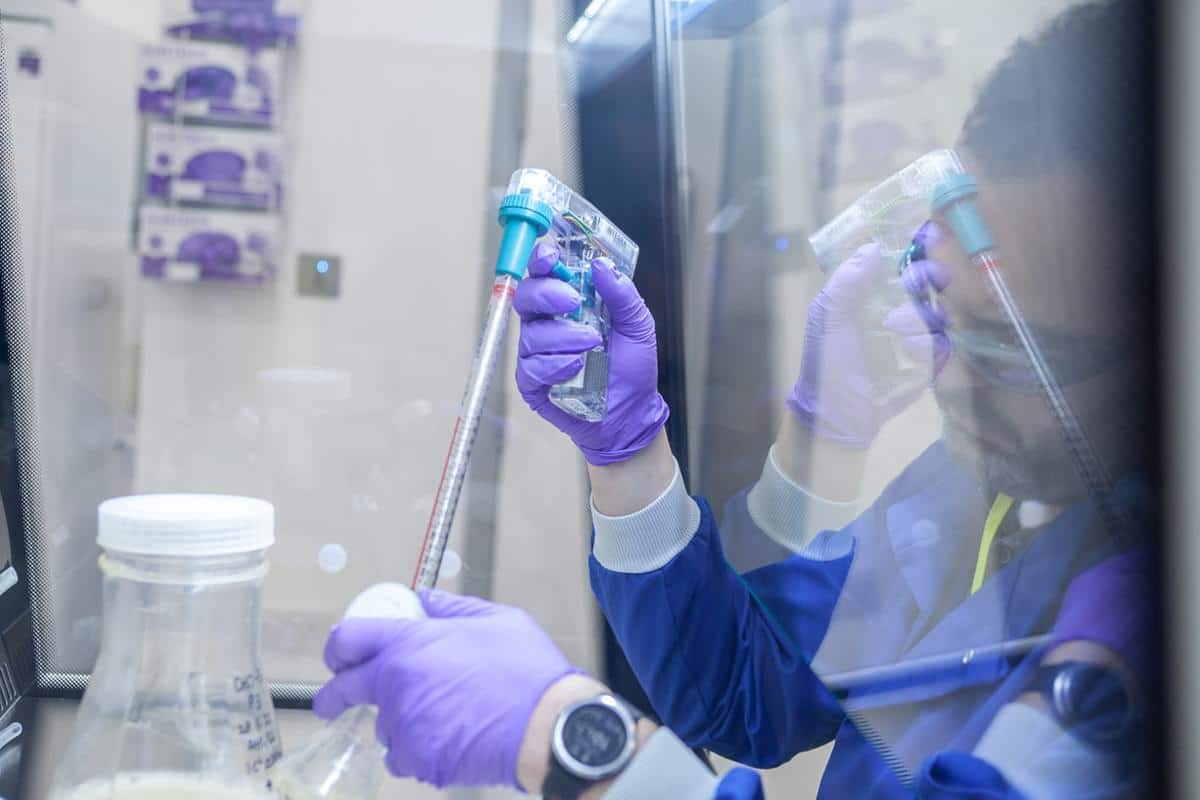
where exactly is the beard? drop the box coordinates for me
[936,394,1090,505]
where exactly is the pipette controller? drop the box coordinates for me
[412,169,638,591]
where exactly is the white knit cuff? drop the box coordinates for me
[591,460,703,574]
[974,702,1116,797]
[746,446,861,557]
[603,728,719,800]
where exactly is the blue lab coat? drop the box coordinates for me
[590,443,1136,799]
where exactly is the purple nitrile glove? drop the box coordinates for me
[1050,548,1151,684]
[313,589,579,790]
[514,241,669,465]
[788,230,952,449]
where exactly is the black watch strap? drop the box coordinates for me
[542,759,594,800]
[542,694,643,800]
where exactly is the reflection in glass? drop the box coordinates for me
[641,0,1155,796]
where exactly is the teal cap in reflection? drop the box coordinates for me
[930,173,995,258]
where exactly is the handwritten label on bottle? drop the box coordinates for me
[233,671,281,775]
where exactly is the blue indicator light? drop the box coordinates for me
[316,259,330,274]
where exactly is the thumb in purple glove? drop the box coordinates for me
[1050,548,1151,685]
[514,243,669,465]
[887,257,952,377]
[789,230,952,449]
[313,589,579,790]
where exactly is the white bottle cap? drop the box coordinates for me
[98,494,275,557]
[343,582,426,621]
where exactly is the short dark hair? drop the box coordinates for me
[959,0,1151,199]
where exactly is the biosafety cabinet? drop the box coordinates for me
[0,1,1178,798]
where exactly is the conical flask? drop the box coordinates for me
[271,582,425,798]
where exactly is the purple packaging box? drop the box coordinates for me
[137,41,281,128]
[139,206,281,285]
[163,0,302,48]
[145,122,285,211]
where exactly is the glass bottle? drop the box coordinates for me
[49,494,281,800]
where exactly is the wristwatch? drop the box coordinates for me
[542,693,643,800]
[1026,660,1141,747]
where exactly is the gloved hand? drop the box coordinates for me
[788,226,952,448]
[514,241,669,465]
[1051,547,1151,683]
[313,590,579,790]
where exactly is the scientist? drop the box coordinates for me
[313,1,1151,797]
[510,0,1154,797]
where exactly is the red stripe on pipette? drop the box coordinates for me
[412,415,463,590]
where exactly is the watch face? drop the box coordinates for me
[1053,662,1138,745]
[563,704,629,768]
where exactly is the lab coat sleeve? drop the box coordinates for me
[744,445,862,555]
[972,701,1129,798]
[602,728,764,800]
[589,468,851,767]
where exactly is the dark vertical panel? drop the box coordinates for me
[0,24,42,799]
[0,26,33,671]
[1143,0,1168,795]
[575,10,689,485]
[696,7,777,516]
[573,0,690,714]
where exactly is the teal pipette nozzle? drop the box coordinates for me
[495,193,554,279]
[930,173,995,258]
